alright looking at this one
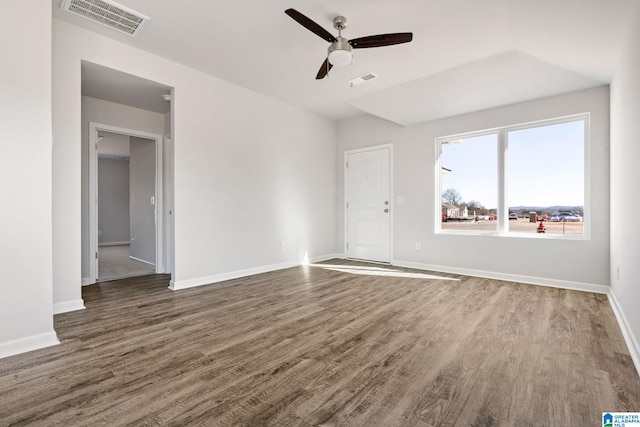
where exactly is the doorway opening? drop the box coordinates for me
[89,123,165,283]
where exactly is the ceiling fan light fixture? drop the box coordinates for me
[328,37,353,66]
[328,49,352,66]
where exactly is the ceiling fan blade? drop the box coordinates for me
[349,32,413,49]
[316,58,333,80]
[285,9,337,43]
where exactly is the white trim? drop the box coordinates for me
[582,115,592,239]
[607,290,640,376]
[153,130,165,274]
[89,122,165,285]
[129,255,156,266]
[163,137,174,280]
[98,241,129,247]
[392,259,609,294]
[0,332,60,359]
[169,254,342,291]
[344,143,394,263]
[53,299,86,314]
[81,277,92,286]
[89,123,98,284]
[170,261,298,290]
[310,253,344,263]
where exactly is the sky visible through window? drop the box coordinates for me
[441,120,584,210]
[508,121,584,207]
[442,134,497,210]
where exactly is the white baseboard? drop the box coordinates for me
[0,331,59,359]
[81,277,92,286]
[391,260,609,294]
[169,253,342,291]
[309,253,344,263]
[98,241,129,247]
[607,290,640,376]
[129,256,155,266]
[170,260,298,290]
[53,299,86,314]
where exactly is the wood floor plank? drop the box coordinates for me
[1,260,639,426]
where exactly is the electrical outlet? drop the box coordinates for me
[415,241,421,250]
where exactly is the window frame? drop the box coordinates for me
[435,113,590,240]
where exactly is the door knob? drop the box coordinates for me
[384,208,389,213]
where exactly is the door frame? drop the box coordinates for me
[163,136,174,277]
[344,143,394,263]
[89,122,165,284]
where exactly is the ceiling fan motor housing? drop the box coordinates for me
[328,36,353,66]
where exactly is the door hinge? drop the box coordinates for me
[346,161,348,168]
[346,242,349,249]
[346,202,349,209]
[95,252,98,259]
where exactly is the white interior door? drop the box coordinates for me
[346,146,391,263]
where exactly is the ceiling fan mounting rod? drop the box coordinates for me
[333,15,347,32]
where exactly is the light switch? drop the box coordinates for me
[150,196,155,205]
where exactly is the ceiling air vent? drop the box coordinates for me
[347,72,379,87]
[61,0,150,38]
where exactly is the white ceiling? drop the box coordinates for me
[53,0,639,125]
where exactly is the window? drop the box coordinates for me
[440,134,498,232]
[436,114,588,238]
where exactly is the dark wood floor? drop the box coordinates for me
[1,260,639,426]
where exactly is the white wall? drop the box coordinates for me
[337,86,610,290]
[80,96,165,280]
[610,4,640,369]
[0,0,59,357]
[53,19,336,300]
[98,157,130,244]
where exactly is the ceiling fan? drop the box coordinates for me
[285,8,413,80]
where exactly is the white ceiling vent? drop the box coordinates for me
[61,0,150,38]
[347,72,379,87]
